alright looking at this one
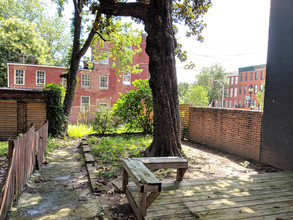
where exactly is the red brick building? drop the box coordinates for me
[7,34,149,123]
[214,64,266,109]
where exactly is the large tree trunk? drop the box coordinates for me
[144,0,182,156]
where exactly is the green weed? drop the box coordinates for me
[47,136,62,154]
[90,135,152,178]
[67,124,94,139]
[0,142,8,156]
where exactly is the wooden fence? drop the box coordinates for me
[0,121,48,219]
[180,104,191,140]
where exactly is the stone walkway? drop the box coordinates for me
[7,140,106,220]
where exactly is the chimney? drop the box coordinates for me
[32,59,38,64]
[18,54,25,63]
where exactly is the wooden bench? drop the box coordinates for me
[122,156,188,220]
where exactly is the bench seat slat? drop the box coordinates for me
[122,158,161,187]
[133,157,188,169]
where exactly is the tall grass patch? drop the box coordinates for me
[67,124,93,139]
[90,135,152,178]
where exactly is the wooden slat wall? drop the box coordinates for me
[27,103,47,130]
[179,104,191,127]
[0,100,17,140]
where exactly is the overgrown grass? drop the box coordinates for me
[90,135,152,178]
[67,124,94,139]
[47,136,63,154]
[0,142,8,157]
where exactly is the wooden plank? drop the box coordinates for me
[27,102,47,129]
[133,157,188,169]
[138,192,147,219]
[125,186,139,219]
[84,153,95,163]
[122,159,161,188]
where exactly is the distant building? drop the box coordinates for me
[6,34,149,123]
[213,64,266,109]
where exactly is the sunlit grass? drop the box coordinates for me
[67,124,94,139]
[90,135,152,178]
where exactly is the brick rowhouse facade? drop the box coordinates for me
[7,34,149,123]
[214,64,266,109]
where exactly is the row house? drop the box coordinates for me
[214,64,266,109]
[7,34,149,123]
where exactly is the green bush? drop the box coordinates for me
[0,142,8,157]
[91,105,117,134]
[44,83,67,137]
[113,79,153,133]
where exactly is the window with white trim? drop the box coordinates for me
[235,76,238,85]
[230,101,232,108]
[62,78,67,87]
[99,76,108,89]
[81,74,90,88]
[231,77,234,85]
[36,70,45,86]
[254,84,258,94]
[123,71,131,85]
[98,51,109,65]
[230,88,233,97]
[226,88,229,97]
[81,96,90,112]
[234,88,237,97]
[14,69,25,85]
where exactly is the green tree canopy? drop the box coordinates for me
[113,79,153,133]
[196,63,228,104]
[187,84,209,106]
[0,18,50,86]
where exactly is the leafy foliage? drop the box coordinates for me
[196,63,228,104]
[257,81,265,109]
[92,105,117,135]
[0,18,50,86]
[0,0,71,66]
[91,20,143,77]
[0,142,8,157]
[44,83,67,137]
[113,79,153,133]
[178,82,190,104]
[67,124,93,139]
[187,84,209,106]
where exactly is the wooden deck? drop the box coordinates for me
[127,171,293,219]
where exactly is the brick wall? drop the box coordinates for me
[188,107,263,161]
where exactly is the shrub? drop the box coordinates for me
[113,79,153,133]
[44,83,67,137]
[91,105,117,134]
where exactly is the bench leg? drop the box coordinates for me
[122,167,128,192]
[177,168,187,181]
[138,192,147,220]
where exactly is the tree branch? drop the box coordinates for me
[79,13,101,57]
[99,0,148,21]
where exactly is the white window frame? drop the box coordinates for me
[81,74,90,88]
[230,88,233,97]
[99,76,109,90]
[226,101,229,108]
[36,70,46,86]
[235,76,238,85]
[234,88,238,97]
[80,96,90,112]
[123,71,131,85]
[254,84,258,94]
[230,101,232,108]
[231,77,234,85]
[98,51,109,65]
[226,88,229,97]
[62,78,67,87]
[14,69,25,85]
